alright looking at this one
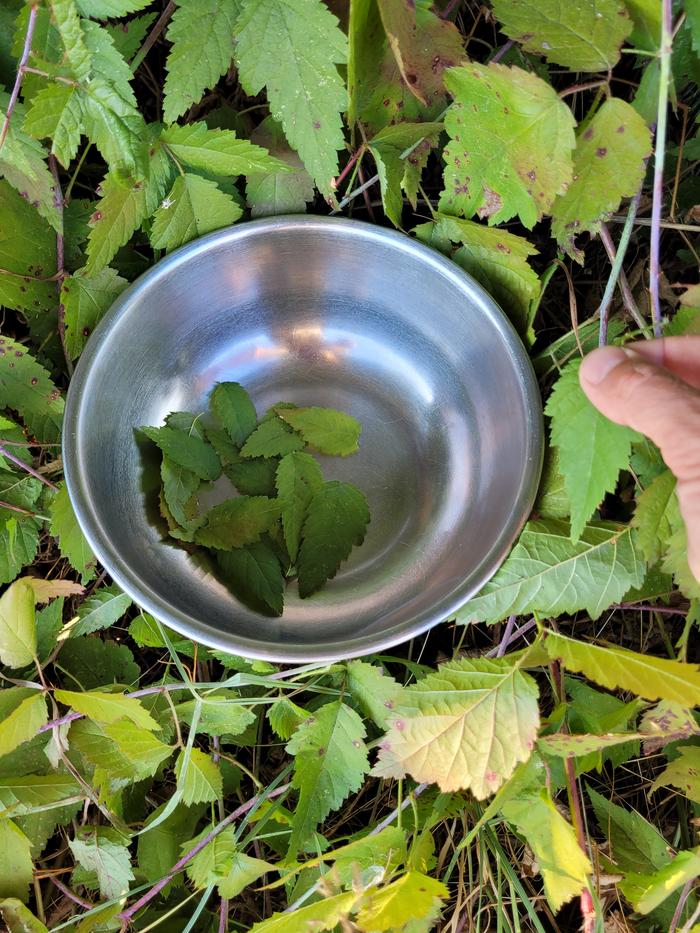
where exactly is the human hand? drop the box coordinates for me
[579,337,700,582]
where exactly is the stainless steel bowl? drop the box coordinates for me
[63,217,542,662]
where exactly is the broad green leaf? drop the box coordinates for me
[491,0,632,71]
[217,851,272,898]
[552,99,652,260]
[332,826,407,885]
[140,424,221,481]
[356,872,448,932]
[267,697,308,740]
[286,701,369,856]
[184,825,236,889]
[55,689,158,730]
[49,482,97,583]
[62,267,128,359]
[0,578,36,668]
[625,0,662,50]
[440,63,575,228]
[161,456,200,535]
[345,660,401,730]
[640,701,700,754]
[241,416,305,459]
[0,334,63,443]
[368,122,443,227]
[0,108,61,233]
[0,899,48,933]
[0,820,33,901]
[415,214,540,340]
[633,469,677,564]
[650,746,700,804]
[0,775,80,817]
[661,512,700,600]
[209,429,278,496]
[297,481,370,597]
[216,541,285,616]
[79,78,147,176]
[374,657,539,797]
[621,849,700,914]
[0,180,57,315]
[234,0,348,194]
[175,747,222,805]
[175,694,256,737]
[137,802,203,891]
[0,469,41,519]
[247,891,359,933]
[69,826,133,900]
[209,381,257,447]
[195,496,280,550]
[502,789,591,912]
[545,631,700,707]
[49,0,92,81]
[104,11,156,59]
[275,451,323,561]
[546,358,639,540]
[0,520,41,588]
[69,717,171,791]
[0,693,47,758]
[162,0,240,124]
[75,0,153,16]
[150,173,241,252]
[587,786,670,873]
[69,583,132,637]
[278,406,361,456]
[22,84,83,169]
[534,447,570,519]
[129,612,196,657]
[457,519,644,624]
[161,122,288,176]
[245,116,315,217]
[60,637,140,690]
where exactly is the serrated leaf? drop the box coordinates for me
[137,802,203,891]
[22,84,84,169]
[62,267,128,359]
[69,827,133,900]
[55,689,158,729]
[49,482,97,583]
[195,496,280,550]
[161,122,288,176]
[216,541,285,616]
[633,469,677,564]
[245,116,315,217]
[621,849,700,914]
[48,0,92,80]
[218,851,272,898]
[69,717,170,791]
[241,415,305,459]
[150,173,241,251]
[552,99,652,260]
[0,898,48,933]
[70,583,132,637]
[60,637,140,690]
[278,406,361,456]
[457,519,644,624]
[75,0,153,16]
[502,788,591,912]
[161,456,200,533]
[184,825,236,889]
[491,0,632,71]
[0,335,63,443]
[640,701,700,754]
[650,746,700,804]
[104,11,156,59]
[0,693,47,758]
[297,481,370,597]
[0,775,80,818]
[346,660,401,730]
[356,872,448,932]
[234,0,348,194]
[275,451,323,562]
[0,820,33,902]
[175,747,222,805]
[286,701,368,856]
[248,891,359,933]
[538,732,643,757]
[587,786,670,873]
[440,63,575,228]
[175,694,255,737]
[162,0,240,124]
[221,448,279,497]
[0,520,41,588]
[545,631,700,707]
[368,122,443,227]
[267,697,308,740]
[0,109,61,233]
[140,424,221,480]
[0,578,36,668]
[546,358,639,540]
[209,381,257,447]
[374,656,539,797]
[0,181,56,315]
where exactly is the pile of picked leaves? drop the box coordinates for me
[141,381,369,613]
[0,0,699,931]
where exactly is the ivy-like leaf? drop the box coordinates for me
[275,452,323,562]
[235,0,348,194]
[70,583,132,638]
[440,63,575,228]
[195,497,280,550]
[61,267,128,359]
[150,173,242,252]
[140,424,221,481]
[49,482,97,583]
[161,122,289,176]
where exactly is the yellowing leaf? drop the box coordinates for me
[149,173,242,252]
[552,99,652,260]
[356,872,448,932]
[247,891,359,933]
[55,689,158,730]
[0,692,47,758]
[650,746,700,804]
[0,820,34,901]
[620,849,700,914]
[538,732,643,757]
[0,578,36,668]
[640,701,700,754]
[374,656,539,797]
[440,62,575,228]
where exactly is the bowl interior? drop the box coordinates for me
[65,218,542,661]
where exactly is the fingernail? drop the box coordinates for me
[579,346,638,385]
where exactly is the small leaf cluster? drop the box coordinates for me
[141,381,370,614]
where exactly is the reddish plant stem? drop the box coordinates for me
[357,163,376,221]
[0,4,38,151]
[51,876,92,911]
[440,0,462,19]
[670,877,695,932]
[0,444,58,490]
[558,79,607,99]
[495,615,516,658]
[0,499,42,518]
[117,784,290,926]
[332,146,364,191]
[130,0,176,72]
[485,618,537,657]
[491,39,514,64]
[218,898,229,933]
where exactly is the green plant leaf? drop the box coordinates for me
[501,788,592,912]
[137,802,203,891]
[440,62,575,228]
[69,583,132,638]
[247,892,359,933]
[545,631,700,707]
[61,267,128,359]
[245,116,315,217]
[75,0,153,17]
[195,496,280,550]
[356,872,448,932]
[209,381,257,447]
[60,637,140,690]
[633,468,678,564]
[621,849,700,914]
[0,520,41,588]
[650,746,700,804]
[286,700,368,856]
[267,697,308,740]
[587,786,670,873]
[150,172,241,251]
[161,122,288,176]
[0,180,57,315]
[0,108,61,233]
[69,717,171,791]
[79,78,147,177]
[104,11,156,59]
[217,851,272,898]
[69,826,134,900]
[551,99,652,260]
[0,820,33,902]
[0,578,36,668]
[546,358,640,540]
[55,689,158,729]
[457,519,644,624]
[140,424,221,481]
[175,694,256,737]
[491,0,632,71]
[275,451,323,562]
[0,334,63,443]
[162,0,240,124]
[241,416,305,459]
[0,692,47,758]
[0,775,80,817]
[49,0,92,81]
[345,660,401,730]
[0,898,48,933]
[296,481,370,597]
[175,747,222,805]
[368,122,443,227]
[184,824,236,888]
[234,0,348,194]
[374,656,539,797]
[22,84,84,169]
[277,406,361,456]
[49,482,97,583]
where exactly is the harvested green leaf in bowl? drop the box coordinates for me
[139,383,370,616]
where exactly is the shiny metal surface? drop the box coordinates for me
[63,217,543,662]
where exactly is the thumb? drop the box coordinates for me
[579,345,700,580]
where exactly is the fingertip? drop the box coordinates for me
[579,346,638,387]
